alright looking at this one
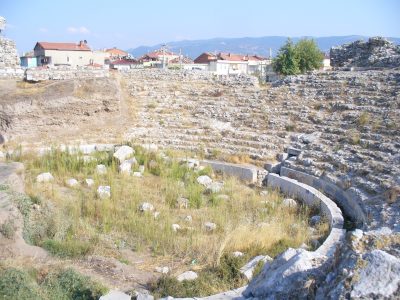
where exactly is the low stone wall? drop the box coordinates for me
[200,159,260,183]
[25,67,109,82]
[0,68,24,79]
[266,173,345,255]
[280,166,367,227]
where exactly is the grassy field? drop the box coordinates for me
[11,145,328,296]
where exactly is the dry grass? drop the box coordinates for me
[15,81,46,95]
[17,146,317,270]
[73,82,95,99]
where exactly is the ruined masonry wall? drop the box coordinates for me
[25,67,109,81]
[330,36,400,69]
[0,36,23,79]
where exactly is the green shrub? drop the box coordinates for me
[252,260,265,278]
[0,218,17,239]
[42,239,92,258]
[186,183,204,208]
[268,239,294,258]
[43,268,107,300]
[197,165,213,177]
[357,112,370,126]
[0,268,42,300]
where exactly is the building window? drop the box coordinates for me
[67,57,69,62]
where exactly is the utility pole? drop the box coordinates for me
[179,48,182,70]
[162,44,166,69]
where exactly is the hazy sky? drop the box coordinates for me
[1,0,399,53]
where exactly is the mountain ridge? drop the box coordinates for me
[127,35,400,59]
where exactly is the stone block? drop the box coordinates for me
[201,159,258,183]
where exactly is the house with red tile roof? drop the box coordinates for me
[105,47,129,60]
[139,48,179,67]
[34,40,108,67]
[194,52,271,75]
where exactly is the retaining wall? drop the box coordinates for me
[25,67,109,82]
[267,173,345,257]
[280,166,367,227]
[0,68,24,79]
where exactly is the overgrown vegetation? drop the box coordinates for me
[150,254,246,297]
[0,266,107,300]
[0,218,16,239]
[273,38,324,75]
[9,145,328,295]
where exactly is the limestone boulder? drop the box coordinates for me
[204,222,217,232]
[36,172,54,183]
[206,181,224,193]
[171,224,181,232]
[244,248,327,299]
[283,198,298,208]
[85,178,94,187]
[197,175,212,187]
[240,255,272,280]
[310,215,321,226]
[155,266,170,274]
[97,186,111,198]
[96,164,107,175]
[65,178,79,187]
[113,145,134,162]
[139,202,154,212]
[99,290,131,300]
[351,250,400,299]
[176,271,198,282]
[119,160,133,175]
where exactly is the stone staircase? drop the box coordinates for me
[122,69,400,229]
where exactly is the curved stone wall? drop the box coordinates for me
[280,166,367,227]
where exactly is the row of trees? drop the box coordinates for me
[273,38,324,75]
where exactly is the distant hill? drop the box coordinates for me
[127,36,400,59]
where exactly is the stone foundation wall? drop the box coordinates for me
[25,67,109,81]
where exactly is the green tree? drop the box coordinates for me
[295,38,324,73]
[273,39,300,75]
[273,38,324,75]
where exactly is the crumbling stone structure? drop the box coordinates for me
[330,36,400,69]
[0,16,23,79]
[25,66,109,81]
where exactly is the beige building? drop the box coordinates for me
[194,52,270,75]
[322,54,331,71]
[34,41,108,67]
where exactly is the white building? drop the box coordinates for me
[322,54,331,71]
[34,41,108,67]
[194,52,270,75]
